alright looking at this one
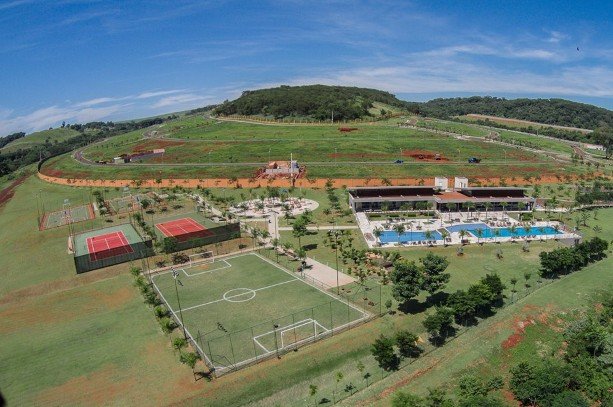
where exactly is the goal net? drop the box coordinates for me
[188,251,214,267]
[280,319,329,349]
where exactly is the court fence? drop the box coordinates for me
[160,222,241,253]
[149,250,381,377]
[73,221,154,274]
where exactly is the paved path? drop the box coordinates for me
[303,257,355,287]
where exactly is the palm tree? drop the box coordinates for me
[441,229,450,246]
[373,228,383,245]
[465,202,475,218]
[500,201,509,220]
[459,229,467,243]
[508,224,518,240]
[250,228,260,249]
[475,228,484,244]
[484,202,492,220]
[517,202,527,220]
[271,238,280,261]
[493,228,501,244]
[593,225,602,235]
[393,224,405,244]
[424,230,433,244]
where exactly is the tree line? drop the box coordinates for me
[213,85,407,121]
[416,96,612,131]
[0,115,178,177]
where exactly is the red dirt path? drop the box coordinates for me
[0,173,28,207]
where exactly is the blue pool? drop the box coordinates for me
[380,230,443,243]
[446,223,489,233]
[471,226,562,239]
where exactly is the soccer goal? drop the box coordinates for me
[252,318,330,354]
[188,251,214,267]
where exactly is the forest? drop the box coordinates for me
[213,85,408,120]
[417,96,612,130]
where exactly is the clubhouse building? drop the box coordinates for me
[348,177,535,214]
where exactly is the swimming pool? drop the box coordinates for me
[379,230,443,243]
[445,223,489,233]
[471,226,562,238]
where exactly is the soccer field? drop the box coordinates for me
[151,252,370,374]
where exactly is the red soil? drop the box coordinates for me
[401,149,449,161]
[130,139,185,153]
[0,173,28,207]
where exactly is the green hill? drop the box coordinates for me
[1,128,81,153]
[213,84,409,121]
[417,96,612,130]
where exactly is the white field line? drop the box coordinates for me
[181,259,232,276]
[255,252,371,319]
[181,278,299,312]
[152,252,255,277]
[253,337,272,353]
[150,279,214,368]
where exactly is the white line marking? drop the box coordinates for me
[181,279,299,312]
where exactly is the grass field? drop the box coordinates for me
[39,115,584,180]
[1,128,82,153]
[2,172,611,406]
[152,252,368,373]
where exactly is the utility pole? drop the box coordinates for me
[331,110,334,124]
[172,269,187,339]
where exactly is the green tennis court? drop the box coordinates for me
[151,252,369,374]
[72,223,152,273]
[107,193,149,214]
[41,204,94,230]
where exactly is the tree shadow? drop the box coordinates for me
[398,299,429,315]
[303,243,318,251]
[425,291,449,306]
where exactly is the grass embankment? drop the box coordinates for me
[1,128,83,153]
[40,116,581,180]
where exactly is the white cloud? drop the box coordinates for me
[151,93,213,109]
[545,30,569,44]
[135,89,186,99]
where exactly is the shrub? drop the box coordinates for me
[172,337,187,350]
[153,305,167,318]
[179,351,200,369]
[159,317,176,333]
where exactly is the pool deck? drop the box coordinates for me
[357,210,579,249]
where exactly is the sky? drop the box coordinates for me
[1,0,612,135]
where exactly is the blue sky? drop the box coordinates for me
[1,0,612,135]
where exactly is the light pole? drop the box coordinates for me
[268,148,271,162]
[172,269,187,339]
[335,148,337,164]
[332,230,340,294]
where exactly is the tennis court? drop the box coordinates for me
[151,252,370,375]
[107,194,148,214]
[72,223,153,273]
[40,204,95,230]
[156,217,214,242]
[86,231,134,261]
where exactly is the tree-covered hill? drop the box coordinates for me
[213,85,409,120]
[418,96,612,130]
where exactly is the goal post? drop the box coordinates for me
[278,319,329,349]
[188,251,214,267]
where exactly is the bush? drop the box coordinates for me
[153,305,167,318]
[159,317,176,333]
[172,337,187,350]
[130,267,141,277]
[179,351,200,369]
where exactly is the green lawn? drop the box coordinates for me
[39,115,581,180]
[151,253,367,372]
[2,172,610,406]
[1,128,82,153]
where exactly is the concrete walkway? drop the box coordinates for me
[303,257,355,287]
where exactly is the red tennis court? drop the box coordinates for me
[155,217,214,242]
[86,231,134,261]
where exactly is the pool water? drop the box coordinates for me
[380,230,443,243]
[445,223,489,233]
[471,226,561,238]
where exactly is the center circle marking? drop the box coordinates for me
[223,288,256,303]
